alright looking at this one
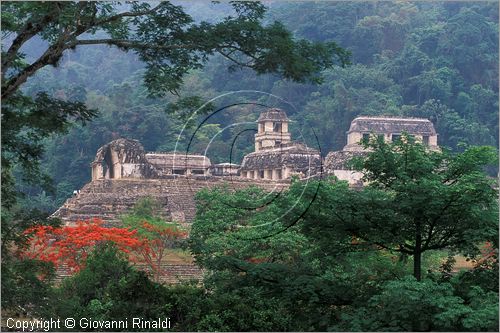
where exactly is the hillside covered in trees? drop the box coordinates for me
[1,2,498,332]
[13,1,499,212]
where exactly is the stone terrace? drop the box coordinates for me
[52,176,288,226]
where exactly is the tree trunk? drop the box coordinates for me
[156,257,162,283]
[414,221,422,281]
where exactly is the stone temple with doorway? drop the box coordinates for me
[91,139,212,180]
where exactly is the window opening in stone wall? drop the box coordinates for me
[103,146,115,178]
[391,134,401,142]
[362,133,370,143]
[102,163,109,179]
[273,122,282,132]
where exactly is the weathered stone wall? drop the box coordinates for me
[145,153,211,176]
[345,116,439,152]
[52,177,288,226]
[54,263,204,285]
[323,151,367,185]
[92,139,158,180]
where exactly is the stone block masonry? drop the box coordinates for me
[54,263,204,285]
[52,177,288,226]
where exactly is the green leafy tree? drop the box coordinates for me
[121,197,187,282]
[346,135,498,280]
[1,2,349,100]
[1,93,96,209]
[189,166,497,330]
[0,258,55,316]
[188,139,498,329]
[189,184,416,330]
[333,276,498,331]
[408,99,496,149]
[437,7,498,86]
[47,243,169,330]
[164,283,293,331]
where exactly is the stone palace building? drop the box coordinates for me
[53,109,439,225]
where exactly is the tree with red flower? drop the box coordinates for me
[21,219,144,273]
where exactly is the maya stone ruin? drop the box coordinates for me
[53,109,439,225]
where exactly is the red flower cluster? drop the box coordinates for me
[21,219,143,273]
[20,219,188,281]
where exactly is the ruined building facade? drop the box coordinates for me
[240,108,321,180]
[53,110,439,225]
[343,116,438,152]
[91,139,158,180]
[324,116,439,184]
[91,139,211,181]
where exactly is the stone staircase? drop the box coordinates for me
[134,264,204,284]
[54,263,204,285]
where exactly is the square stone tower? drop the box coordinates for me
[254,108,292,151]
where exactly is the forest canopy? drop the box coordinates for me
[1,2,498,332]
[1,1,351,210]
[2,1,496,212]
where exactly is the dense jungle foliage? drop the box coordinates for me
[9,1,499,212]
[1,1,498,332]
[8,138,499,331]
